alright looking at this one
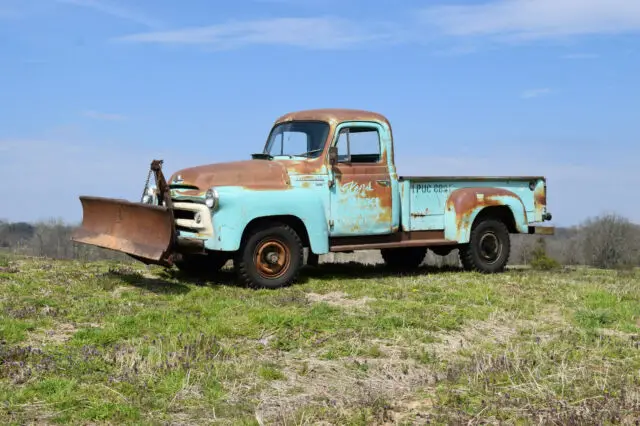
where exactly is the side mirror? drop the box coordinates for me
[328,146,338,166]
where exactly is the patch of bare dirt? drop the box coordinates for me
[598,328,640,341]
[27,323,77,347]
[250,309,572,423]
[430,313,520,358]
[431,308,569,358]
[254,348,438,424]
[382,397,434,425]
[305,291,375,309]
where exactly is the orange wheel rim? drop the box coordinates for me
[254,239,290,279]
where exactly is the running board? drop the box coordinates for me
[330,238,456,252]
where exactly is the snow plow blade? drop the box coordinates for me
[71,196,175,266]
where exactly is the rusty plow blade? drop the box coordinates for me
[71,196,175,266]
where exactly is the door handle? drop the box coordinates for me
[376,180,390,187]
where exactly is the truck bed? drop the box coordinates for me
[398,175,547,232]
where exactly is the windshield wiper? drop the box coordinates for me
[295,148,324,157]
[251,153,274,160]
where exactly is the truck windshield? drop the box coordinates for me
[263,121,330,158]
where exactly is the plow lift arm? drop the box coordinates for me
[70,159,178,266]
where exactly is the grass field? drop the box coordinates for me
[1,253,639,425]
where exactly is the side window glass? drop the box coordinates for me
[335,127,381,163]
[336,130,350,162]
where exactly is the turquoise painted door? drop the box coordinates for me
[329,122,393,236]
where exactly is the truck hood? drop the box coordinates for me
[168,159,290,190]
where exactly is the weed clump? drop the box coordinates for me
[0,253,19,272]
[530,238,561,271]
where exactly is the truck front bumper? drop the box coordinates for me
[528,225,555,235]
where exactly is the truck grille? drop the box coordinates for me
[171,201,213,236]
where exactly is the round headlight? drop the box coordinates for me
[205,188,219,209]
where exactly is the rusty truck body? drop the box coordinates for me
[72,109,554,288]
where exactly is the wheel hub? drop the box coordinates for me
[266,252,280,265]
[479,232,502,263]
[254,239,290,279]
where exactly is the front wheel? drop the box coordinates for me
[235,223,303,289]
[459,219,511,273]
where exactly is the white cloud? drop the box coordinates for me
[521,88,552,99]
[82,110,127,121]
[57,0,161,28]
[114,17,400,50]
[419,0,640,41]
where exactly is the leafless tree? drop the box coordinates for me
[578,213,640,269]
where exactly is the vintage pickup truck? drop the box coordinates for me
[72,109,554,288]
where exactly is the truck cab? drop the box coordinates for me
[72,109,554,289]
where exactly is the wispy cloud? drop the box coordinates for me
[521,88,552,99]
[114,17,400,50]
[418,0,640,41]
[82,110,127,121]
[109,1,640,51]
[57,0,161,28]
[562,52,600,59]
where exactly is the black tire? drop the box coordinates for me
[459,219,510,273]
[174,252,230,277]
[235,223,303,289]
[380,247,427,271]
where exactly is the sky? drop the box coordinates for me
[0,0,639,227]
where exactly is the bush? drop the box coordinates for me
[529,238,561,271]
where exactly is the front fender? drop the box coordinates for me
[444,187,529,243]
[204,186,329,254]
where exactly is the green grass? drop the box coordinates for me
[1,258,639,424]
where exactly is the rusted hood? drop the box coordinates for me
[168,159,290,190]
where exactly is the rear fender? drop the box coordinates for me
[444,187,528,243]
[203,186,329,254]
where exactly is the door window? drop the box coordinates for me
[335,127,381,163]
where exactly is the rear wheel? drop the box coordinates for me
[381,247,427,271]
[174,252,230,277]
[459,219,510,273]
[235,223,303,289]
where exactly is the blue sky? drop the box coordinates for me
[1,0,639,226]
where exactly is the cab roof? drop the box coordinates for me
[274,108,391,127]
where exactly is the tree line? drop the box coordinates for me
[1,214,639,269]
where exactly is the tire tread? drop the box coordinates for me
[236,223,303,289]
[459,219,510,273]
